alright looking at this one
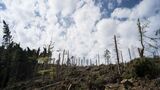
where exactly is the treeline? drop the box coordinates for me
[0,20,51,88]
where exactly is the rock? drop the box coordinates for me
[105,84,120,90]
[155,77,160,86]
[121,79,133,84]
[121,79,133,90]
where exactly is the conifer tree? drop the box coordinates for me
[2,20,12,48]
[104,49,111,65]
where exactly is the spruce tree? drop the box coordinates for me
[2,20,12,48]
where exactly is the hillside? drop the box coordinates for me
[3,58,160,90]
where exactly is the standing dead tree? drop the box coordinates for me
[114,35,121,75]
[155,29,160,57]
[66,50,71,66]
[137,19,146,58]
[120,50,124,64]
[61,50,65,65]
[96,58,98,66]
[144,29,160,58]
[120,50,125,70]
[97,54,100,65]
[128,48,132,60]
[83,57,86,66]
[81,58,83,66]
[56,53,61,81]
[90,59,92,66]
[47,41,54,64]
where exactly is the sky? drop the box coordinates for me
[0,0,160,63]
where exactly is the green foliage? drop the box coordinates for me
[104,49,111,64]
[38,67,56,79]
[94,75,106,85]
[0,20,46,88]
[123,58,160,79]
[2,20,12,47]
[134,59,159,78]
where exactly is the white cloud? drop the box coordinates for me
[111,0,160,19]
[95,18,120,62]
[0,0,160,63]
[108,2,115,10]
[117,0,122,5]
[130,0,160,19]
[110,0,160,61]
[111,8,131,19]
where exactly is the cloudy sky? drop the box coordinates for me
[0,0,160,63]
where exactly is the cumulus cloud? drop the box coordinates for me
[0,0,160,63]
[109,0,160,61]
[111,8,131,19]
[130,0,160,19]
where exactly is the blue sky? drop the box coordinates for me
[94,0,142,17]
[0,0,160,63]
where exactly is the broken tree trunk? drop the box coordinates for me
[114,35,121,75]
[137,19,145,58]
[56,53,61,81]
[98,54,100,65]
[128,48,132,60]
[62,49,65,65]
[67,51,71,66]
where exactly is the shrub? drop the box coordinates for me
[123,58,160,79]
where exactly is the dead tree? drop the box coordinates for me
[96,59,98,66]
[114,35,121,75]
[62,49,65,65]
[120,50,124,64]
[97,54,100,65]
[120,50,125,71]
[86,59,89,66]
[75,57,77,66]
[56,53,61,80]
[144,29,160,58]
[128,48,132,60]
[78,57,80,66]
[66,50,71,66]
[81,58,83,66]
[71,56,74,66]
[90,59,92,66]
[137,19,145,58]
[83,57,86,66]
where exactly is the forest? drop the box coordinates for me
[0,19,160,90]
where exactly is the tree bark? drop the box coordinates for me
[114,35,121,75]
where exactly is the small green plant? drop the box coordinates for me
[38,67,56,79]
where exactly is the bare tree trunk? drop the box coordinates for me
[86,59,89,66]
[67,51,70,66]
[137,19,145,58]
[81,59,83,66]
[120,51,124,64]
[114,35,121,75]
[62,50,65,65]
[120,50,125,71]
[78,58,79,66]
[90,59,92,66]
[96,59,97,66]
[56,53,61,81]
[98,54,100,65]
[128,48,132,60]
[83,57,86,66]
